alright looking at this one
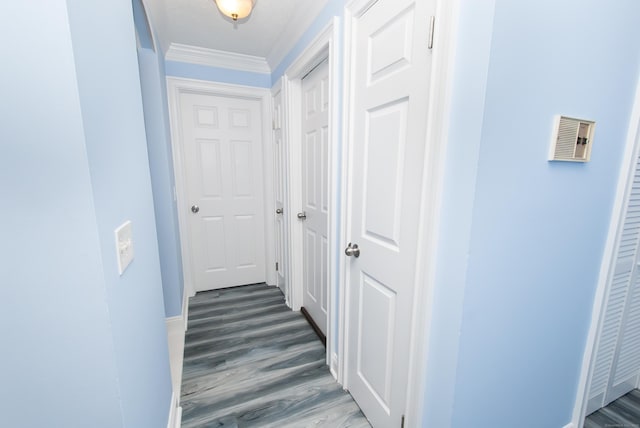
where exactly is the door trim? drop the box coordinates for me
[271,78,290,303]
[166,77,275,297]
[340,0,459,425]
[570,75,640,428]
[282,18,340,374]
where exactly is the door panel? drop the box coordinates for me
[363,100,407,248]
[302,60,330,335]
[358,273,396,410]
[180,92,266,291]
[346,0,433,426]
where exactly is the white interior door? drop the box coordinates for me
[180,92,266,292]
[301,60,330,335]
[273,86,288,298]
[345,0,433,425]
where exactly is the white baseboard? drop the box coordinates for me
[166,314,186,403]
[182,287,189,331]
[166,392,182,428]
[330,353,339,380]
[166,316,183,333]
[562,423,575,428]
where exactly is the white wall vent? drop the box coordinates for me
[549,115,596,162]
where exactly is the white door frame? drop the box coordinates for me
[570,76,640,428]
[166,77,276,298]
[271,78,291,304]
[283,18,341,373]
[339,0,459,425]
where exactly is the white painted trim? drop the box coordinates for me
[166,315,183,328]
[330,352,339,380]
[165,43,271,74]
[326,19,342,378]
[166,315,185,399]
[263,86,277,287]
[166,392,182,428]
[338,0,359,392]
[570,73,640,428]
[336,3,357,387]
[340,0,459,426]
[562,423,575,428]
[265,0,330,70]
[182,286,189,331]
[405,0,460,425]
[279,74,295,308]
[166,77,275,296]
[282,75,302,312]
[271,78,291,300]
[282,19,339,371]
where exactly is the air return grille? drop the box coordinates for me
[549,115,595,162]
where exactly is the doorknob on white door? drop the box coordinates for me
[297,211,307,220]
[191,205,199,214]
[276,208,283,214]
[345,242,360,258]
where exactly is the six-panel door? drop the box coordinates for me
[180,92,266,291]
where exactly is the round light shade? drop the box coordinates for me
[214,0,255,20]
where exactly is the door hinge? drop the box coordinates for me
[275,262,279,272]
[428,16,435,49]
[272,119,276,130]
[401,415,405,428]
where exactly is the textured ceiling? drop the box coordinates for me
[144,0,330,68]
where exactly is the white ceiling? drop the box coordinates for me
[144,0,330,70]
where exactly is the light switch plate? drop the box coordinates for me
[115,221,134,275]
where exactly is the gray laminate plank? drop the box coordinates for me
[180,283,370,428]
[586,389,640,428]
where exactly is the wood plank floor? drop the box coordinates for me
[180,283,371,427]
[585,389,640,428]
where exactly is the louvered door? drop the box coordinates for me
[587,152,640,414]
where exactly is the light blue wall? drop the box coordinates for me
[0,3,123,427]
[165,60,271,87]
[270,0,346,84]
[135,0,185,318]
[426,1,640,427]
[132,0,154,50]
[66,1,173,427]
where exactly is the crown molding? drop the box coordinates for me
[165,43,270,74]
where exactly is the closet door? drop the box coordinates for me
[587,152,640,414]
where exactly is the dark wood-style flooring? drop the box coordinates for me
[586,389,640,428]
[180,283,370,427]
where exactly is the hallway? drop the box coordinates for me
[180,284,370,427]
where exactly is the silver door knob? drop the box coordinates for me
[345,242,360,258]
[191,205,200,214]
[297,211,307,220]
[276,208,283,214]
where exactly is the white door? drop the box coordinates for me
[301,60,330,335]
[345,0,433,426]
[273,86,288,298]
[587,142,640,414]
[180,92,266,292]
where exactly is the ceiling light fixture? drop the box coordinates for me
[214,0,255,21]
